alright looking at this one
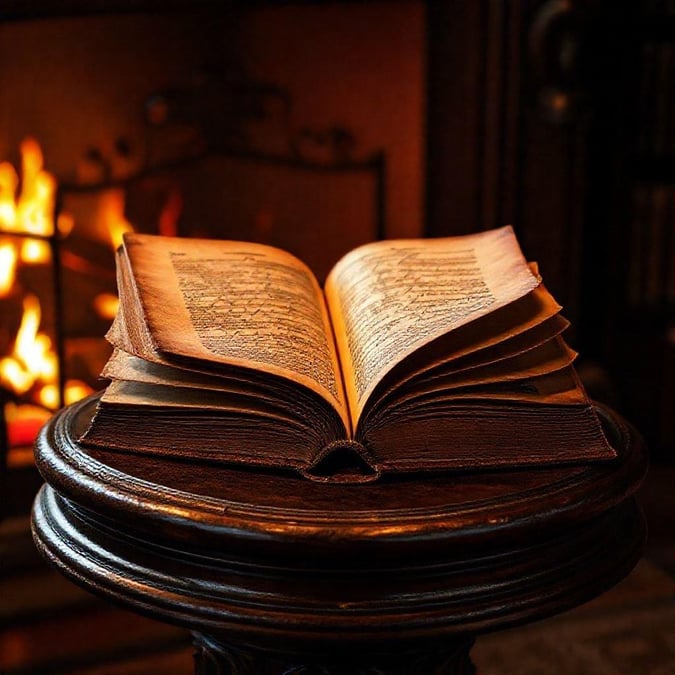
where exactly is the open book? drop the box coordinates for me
[81,226,616,482]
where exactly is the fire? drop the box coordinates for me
[0,292,93,413]
[0,242,17,296]
[0,139,105,444]
[0,294,57,396]
[88,189,136,322]
[37,381,94,410]
[20,238,49,263]
[17,138,55,237]
[0,162,19,227]
[93,292,120,320]
[0,138,57,296]
[101,189,133,250]
[1,138,55,237]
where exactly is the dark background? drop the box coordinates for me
[0,2,674,672]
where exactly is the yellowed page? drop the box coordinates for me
[423,366,591,406]
[103,349,266,395]
[118,233,349,429]
[325,226,540,427]
[382,337,578,411]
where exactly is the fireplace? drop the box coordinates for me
[0,2,426,510]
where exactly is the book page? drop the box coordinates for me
[120,233,349,428]
[325,226,540,426]
[380,337,579,413]
[412,366,591,406]
[102,349,272,398]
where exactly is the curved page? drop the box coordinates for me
[325,226,540,427]
[119,233,349,430]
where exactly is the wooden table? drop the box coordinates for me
[31,395,647,674]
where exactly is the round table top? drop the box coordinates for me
[31,394,648,651]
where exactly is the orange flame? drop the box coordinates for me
[0,294,57,396]
[0,293,93,411]
[90,190,133,321]
[0,241,18,297]
[0,140,107,417]
[93,292,120,320]
[0,162,19,229]
[0,139,58,296]
[101,189,133,250]
[13,138,55,237]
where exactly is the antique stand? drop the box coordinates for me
[31,395,647,674]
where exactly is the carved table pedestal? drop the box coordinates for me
[32,396,647,674]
